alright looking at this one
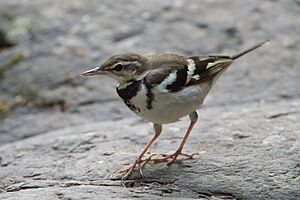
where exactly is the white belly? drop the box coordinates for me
[128,82,212,124]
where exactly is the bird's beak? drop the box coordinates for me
[82,67,107,76]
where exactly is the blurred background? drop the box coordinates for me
[0,0,299,145]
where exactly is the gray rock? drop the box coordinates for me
[1,99,300,199]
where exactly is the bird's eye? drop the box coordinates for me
[114,64,123,72]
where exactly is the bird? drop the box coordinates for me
[82,40,269,182]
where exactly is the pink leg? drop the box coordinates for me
[121,124,162,181]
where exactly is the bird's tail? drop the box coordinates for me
[230,39,270,60]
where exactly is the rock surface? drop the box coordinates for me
[0,0,299,199]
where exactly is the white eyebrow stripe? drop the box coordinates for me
[118,61,142,66]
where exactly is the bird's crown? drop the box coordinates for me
[83,52,148,82]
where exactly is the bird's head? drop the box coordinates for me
[82,53,147,83]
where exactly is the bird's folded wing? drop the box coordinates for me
[186,56,233,87]
[144,56,233,92]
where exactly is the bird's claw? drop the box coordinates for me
[119,152,199,185]
[152,152,199,165]
[119,153,158,184]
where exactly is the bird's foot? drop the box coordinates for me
[152,151,199,166]
[118,154,157,183]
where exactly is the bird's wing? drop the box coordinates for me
[144,40,269,91]
[144,56,233,92]
[185,56,233,87]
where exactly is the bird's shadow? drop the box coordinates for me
[110,159,197,187]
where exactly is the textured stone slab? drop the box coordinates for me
[1,99,299,199]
